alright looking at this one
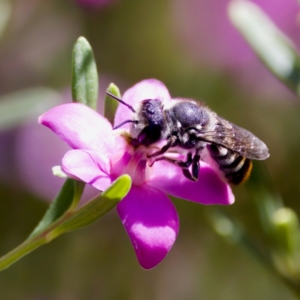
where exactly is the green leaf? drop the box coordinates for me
[54,175,131,234]
[0,87,62,130]
[228,1,300,96]
[72,36,99,109]
[29,179,85,238]
[0,0,11,39]
[0,177,130,271]
[104,83,121,125]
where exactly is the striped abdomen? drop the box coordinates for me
[208,144,252,185]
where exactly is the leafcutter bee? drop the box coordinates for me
[107,92,269,184]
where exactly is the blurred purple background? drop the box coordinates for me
[0,1,299,299]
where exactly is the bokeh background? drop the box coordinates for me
[0,0,300,299]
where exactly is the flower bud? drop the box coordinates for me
[271,208,300,256]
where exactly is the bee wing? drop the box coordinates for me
[199,116,270,160]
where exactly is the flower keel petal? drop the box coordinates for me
[117,185,179,269]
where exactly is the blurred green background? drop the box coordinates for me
[0,0,300,299]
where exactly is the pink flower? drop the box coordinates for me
[39,79,234,269]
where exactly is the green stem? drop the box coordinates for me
[207,209,300,298]
[0,175,131,271]
[0,212,70,271]
[239,230,300,298]
[0,237,46,270]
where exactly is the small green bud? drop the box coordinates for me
[272,208,300,255]
[104,83,121,125]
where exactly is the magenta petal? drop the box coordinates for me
[117,185,179,269]
[114,79,172,130]
[39,103,125,157]
[62,149,112,191]
[148,161,234,205]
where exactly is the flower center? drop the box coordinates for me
[111,144,153,186]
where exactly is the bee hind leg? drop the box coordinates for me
[182,151,201,182]
[148,151,201,182]
[191,154,200,181]
[182,169,197,181]
[175,152,193,168]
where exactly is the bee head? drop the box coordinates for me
[131,99,167,147]
[107,92,168,148]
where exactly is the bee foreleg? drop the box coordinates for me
[147,135,177,158]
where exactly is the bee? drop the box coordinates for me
[107,92,269,184]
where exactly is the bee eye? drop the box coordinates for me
[138,124,162,146]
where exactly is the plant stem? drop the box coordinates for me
[0,236,46,270]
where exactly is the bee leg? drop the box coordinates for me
[148,155,168,167]
[181,150,201,181]
[148,152,191,167]
[175,152,193,168]
[175,152,198,181]
[147,135,177,158]
[191,153,200,181]
[148,151,199,182]
[182,169,197,181]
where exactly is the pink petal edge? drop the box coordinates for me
[117,185,179,269]
[39,103,124,157]
[148,160,235,205]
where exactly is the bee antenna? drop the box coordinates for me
[106,91,136,113]
[113,119,138,130]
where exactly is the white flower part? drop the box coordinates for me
[52,165,67,178]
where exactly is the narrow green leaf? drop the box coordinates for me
[0,88,62,130]
[228,1,300,96]
[104,83,121,124]
[29,179,84,237]
[54,175,131,234]
[72,36,98,109]
[0,0,11,39]
[0,177,130,271]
